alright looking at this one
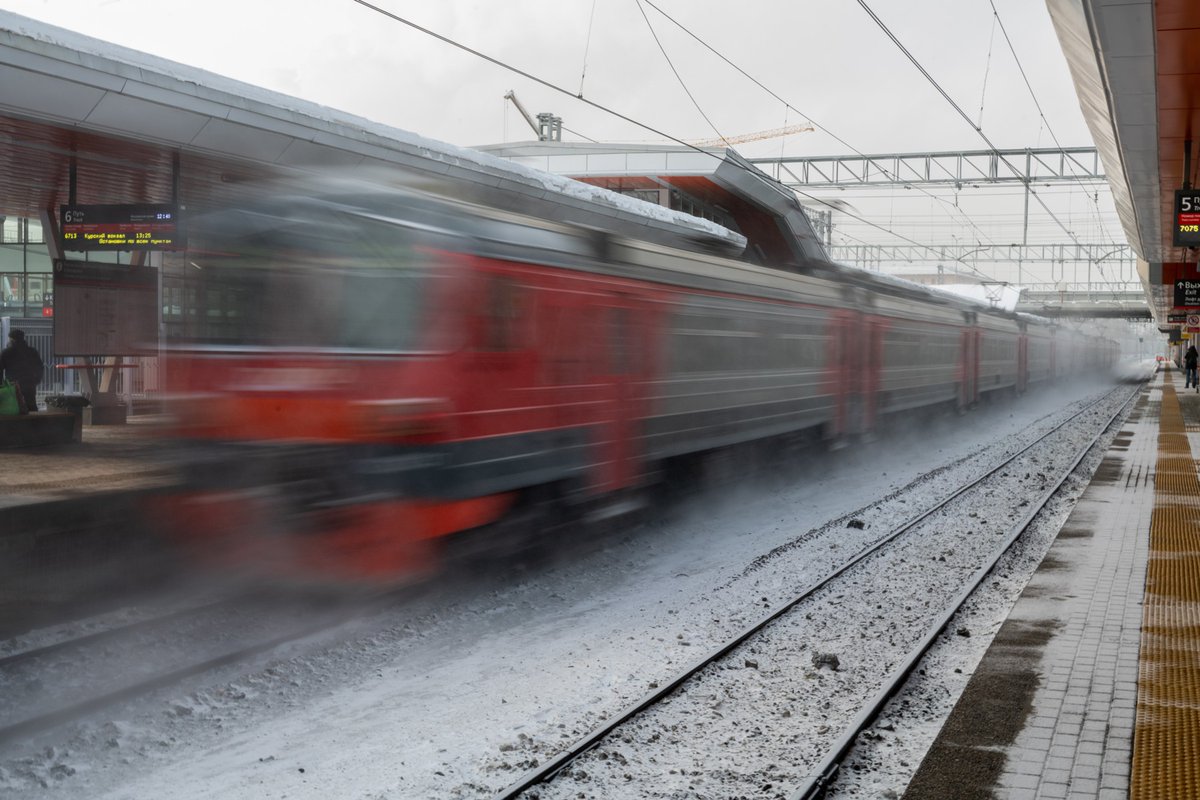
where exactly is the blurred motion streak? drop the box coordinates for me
[155,174,1118,585]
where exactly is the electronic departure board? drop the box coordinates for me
[1174,190,1200,247]
[60,204,183,250]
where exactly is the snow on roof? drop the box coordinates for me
[928,283,1024,313]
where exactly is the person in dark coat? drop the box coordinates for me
[0,329,43,412]
[1186,344,1199,392]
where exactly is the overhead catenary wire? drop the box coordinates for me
[984,0,1118,249]
[577,0,599,97]
[636,0,1001,252]
[348,0,996,279]
[633,0,727,145]
[852,0,1100,261]
[818,183,1122,237]
[977,12,998,130]
[561,124,599,143]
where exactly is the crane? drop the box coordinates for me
[504,90,562,142]
[689,123,815,148]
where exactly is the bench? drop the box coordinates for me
[55,362,139,425]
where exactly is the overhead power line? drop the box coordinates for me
[637,0,999,251]
[577,0,599,97]
[852,0,1099,260]
[633,0,727,145]
[348,0,995,278]
[984,0,1117,247]
[976,12,998,129]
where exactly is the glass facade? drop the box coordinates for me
[0,215,140,318]
[605,184,738,232]
[1,216,51,318]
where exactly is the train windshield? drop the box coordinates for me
[167,207,446,351]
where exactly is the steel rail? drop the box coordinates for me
[0,587,418,746]
[490,383,1139,800]
[790,381,1143,800]
[0,598,240,671]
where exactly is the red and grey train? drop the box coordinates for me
[159,183,1117,580]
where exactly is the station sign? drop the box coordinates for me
[1173,190,1200,247]
[53,261,158,356]
[60,203,183,251]
[1174,278,1200,308]
[1168,313,1187,323]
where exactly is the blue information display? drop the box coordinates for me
[1173,190,1200,247]
[60,203,183,250]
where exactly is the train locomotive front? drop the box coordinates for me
[160,185,696,582]
[161,192,540,580]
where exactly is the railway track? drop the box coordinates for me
[490,382,1143,799]
[0,588,410,747]
[0,598,238,672]
[0,383,1141,797]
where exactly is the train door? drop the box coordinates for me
[467,271,529,405]
[863,317,885,434]
[829,311,847,438]
[972,328,983,403]
[1017,333,1029,393]
[958,322,979,410]
[831,309,866,437]
[598,296,654,491]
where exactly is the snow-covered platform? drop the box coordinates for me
[0,417,178,635]
[0,415,174,510]
[905,367,1200,800]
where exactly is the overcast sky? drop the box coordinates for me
[0,0,1097,151]
[1,0,1128,282]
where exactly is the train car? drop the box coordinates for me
[1053,327,1111,379]
[1023,317,1057,389]
[608,236,847,461]
[1056,329,1078,378]
[865,287,972,419]
[976,312,1022,398]
[157,181,1113,582]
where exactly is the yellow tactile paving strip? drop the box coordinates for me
[1133,373,1200,798]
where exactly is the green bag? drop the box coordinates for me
[0,381,21,416]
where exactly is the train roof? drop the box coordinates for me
[477,141,829,266]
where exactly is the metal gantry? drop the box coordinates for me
[754,147,1104,188]
[829,242,1143,307]
[771,146,1141,314]
[828,242,1134,266]
[1016,288,1151,319]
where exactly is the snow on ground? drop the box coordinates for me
[0,379,1125,800]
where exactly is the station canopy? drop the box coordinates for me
[0,10,744,253]
[1049,0,1200,326]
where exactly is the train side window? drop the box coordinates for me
[482,276,522,352]
[608,306,636,374]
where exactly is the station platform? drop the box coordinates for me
[904,367,1200,800]
[0,416,182,637]
[0,414,176,509]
